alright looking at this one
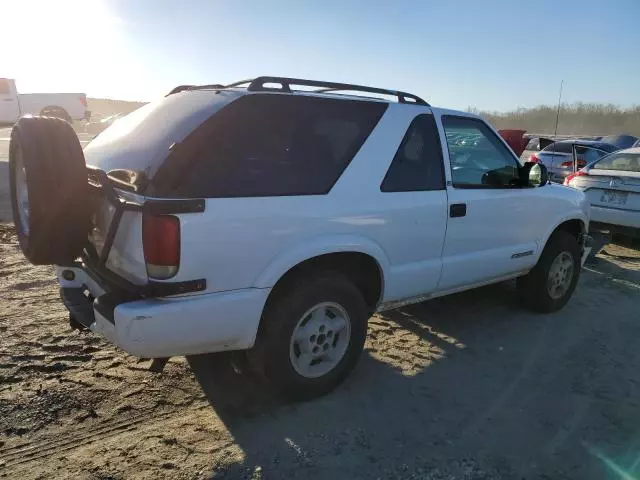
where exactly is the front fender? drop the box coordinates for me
[253,234,390,290]
[539,186,590,250]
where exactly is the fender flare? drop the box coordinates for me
[539,213,588,252]
[253,234,390,291]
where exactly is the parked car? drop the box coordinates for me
[531,140,619,183]
[565,147,640,237]
[599,134,639,149]
[520,135,555,163]
[8,76,592,400]
[0,78,90,126]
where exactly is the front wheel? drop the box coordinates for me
[251,272,368,400]
[517,231,582,313]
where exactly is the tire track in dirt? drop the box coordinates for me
[0,403,214,469]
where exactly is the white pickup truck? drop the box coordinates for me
[0,78,90,126]
[8,76,592,400]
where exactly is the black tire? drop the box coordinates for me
[40,107,72,123]
[517,231,582,313]
[9,116,90,265]
[251,272,369,400]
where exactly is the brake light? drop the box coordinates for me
[564,170,588,185]
[561,160,586,168]
[528,154,539,163]
[80,95,87,107]
[143,214,180,279]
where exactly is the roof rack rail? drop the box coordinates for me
[167,76,429,105]
[166,79,254,96]
[247,76,429,105]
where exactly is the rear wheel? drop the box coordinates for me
[9,116,90,265]
[251,272,368,400]
[517,231,581,313]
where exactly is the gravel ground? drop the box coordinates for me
[0,222,639,479]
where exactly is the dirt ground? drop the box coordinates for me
[2,123,640,478]
[0,220,639,479]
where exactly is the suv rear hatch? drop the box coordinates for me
[82,89,239,290]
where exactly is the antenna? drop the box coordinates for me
[553,80,564,141]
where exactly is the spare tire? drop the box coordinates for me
[9,116,90,265]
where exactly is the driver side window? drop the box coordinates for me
[442,116,520,188]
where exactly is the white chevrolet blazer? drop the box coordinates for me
[9,76,591,399]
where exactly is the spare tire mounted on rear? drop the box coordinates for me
[9,116,90,265]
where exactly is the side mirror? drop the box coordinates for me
[522,161,548,187]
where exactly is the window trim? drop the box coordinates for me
[441,115,523,190]
[380,113,446,193]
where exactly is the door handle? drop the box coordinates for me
[3,98,14,102]
[450,203,466,218]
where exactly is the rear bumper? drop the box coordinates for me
[57,266,269,358]
[590,205,640,230]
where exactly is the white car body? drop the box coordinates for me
[0,78,89,124]
[565,147,640,232]
[56,84,591,359]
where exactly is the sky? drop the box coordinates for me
[3,0,639,112]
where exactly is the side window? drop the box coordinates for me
[542,142,572,154]
[380,114,445,192]
[442,116,520,188]
[0,79,10,95]
[170,95,387,197]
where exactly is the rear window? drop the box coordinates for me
[525,138,540,151]
[158,94,387,197]
[592,152,640,172]
[542,142,572,154]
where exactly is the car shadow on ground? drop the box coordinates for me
[185,276,633,479]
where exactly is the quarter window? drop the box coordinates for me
[381,114,445,192]
[166,95,387,197]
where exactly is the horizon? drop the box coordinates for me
[4,0,640,112]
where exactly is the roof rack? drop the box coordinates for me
[167,76,428,105]
[247,76,429,105]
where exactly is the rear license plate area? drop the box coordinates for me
[599,190,628,206]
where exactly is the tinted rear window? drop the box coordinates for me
[542,142,572,154]
[157,94,386,197]
[592,152,640,172]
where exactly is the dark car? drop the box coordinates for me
[600,134,639,149]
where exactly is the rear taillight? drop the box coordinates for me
[143,214,180,279]
[561,160,586,168]
[528,154,539,163]
[564,170,588,185]
[80,95,87,107]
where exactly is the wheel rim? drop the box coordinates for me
[547,251,574,300]
[289,302,351,379]
[14,145,30,236]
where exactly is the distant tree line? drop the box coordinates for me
[470,103,640,137]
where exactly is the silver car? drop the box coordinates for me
[533,140,619,183]
[564,147,640,235]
